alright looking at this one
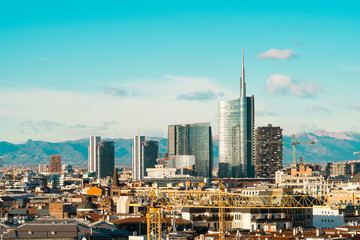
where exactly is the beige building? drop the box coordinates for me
[49,155,61,173]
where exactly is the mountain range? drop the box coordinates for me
[1,131,360,167]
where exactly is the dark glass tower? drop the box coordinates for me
[97,141,115,179]
[142,140,159,177]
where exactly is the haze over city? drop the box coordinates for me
[0,1,359,143]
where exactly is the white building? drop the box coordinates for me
[88,136,101,172]
[146,165,177,178]
[276,170,329,195]
[232,208,293,231]
[132,136,145,181]
[312,206,346,228]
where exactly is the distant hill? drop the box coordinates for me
[0,131,359,167]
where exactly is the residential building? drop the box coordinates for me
[167,122,213,178]
[327,161,360,178]
[38,164,48,173]
[49,155,61,173]
[97,141,115,179]
[255,124,283,178]
[218,49,255,178]
[88,136,101,172]
[276,161,329,195]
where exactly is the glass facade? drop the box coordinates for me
[167,123,213,178]
[142,140,159,177]
[97,141,115,179]
[218,97,254,178]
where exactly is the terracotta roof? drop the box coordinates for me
[350,172,360,182]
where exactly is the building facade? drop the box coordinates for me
[88,136,101,172]
[97,141,115,179]
[132,136,145,181]
[38,164,48,173]
[167,122,213,178]
[142,140,159,178]
[255,124,283,178]
[49,155,61,173]
[218,49,255,178]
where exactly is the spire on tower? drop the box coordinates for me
[112,167,120,187]
[240,48,246,97]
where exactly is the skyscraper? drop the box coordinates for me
[97,141,115,179]
[132,136,159,181]
[167,122,213,178]
[132,136,145,181]
[49,155,61,173]
[218,49,255,178]
[88,136,101,172]
[255,124,283,178]
[142,140,159,177]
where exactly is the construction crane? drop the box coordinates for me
[287,135,316,166]
[347,152,360,177]
[249,134,315,165]
[135,183,333,240]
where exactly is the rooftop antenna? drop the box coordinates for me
[138,122,140,136]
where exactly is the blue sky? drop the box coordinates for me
[0,1,359,143]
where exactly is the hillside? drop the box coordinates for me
[0,131,359,167]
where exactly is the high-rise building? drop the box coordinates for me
[218,49,255,178]
[50,155,61,173]
[88,136,101,172]
[167,122,213,178]
[132,136,145,181]
[255,124,283,178]
[97,141,115,179]
[142,140,159,177]
[132,136,159,181]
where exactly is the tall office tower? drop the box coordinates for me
[142,140,159,177]
[88,136,101,172]
[255,124,283,178]
[218,49,255,178]
[132,136,145,181]
[97,141,115,179]
[49,155,62,173]
[167,122,213,178]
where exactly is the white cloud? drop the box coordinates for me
[306,106,330,114]
[0,75,238,142]
[257,49,298,60]
[266,74,323,98]
[177,90,224,102]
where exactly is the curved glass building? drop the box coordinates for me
[218,49,255,178]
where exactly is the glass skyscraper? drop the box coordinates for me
[167,122,213,178]
[97,141,115,179]
[218,49,255,178]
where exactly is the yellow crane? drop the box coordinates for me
[135,183,333,240]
